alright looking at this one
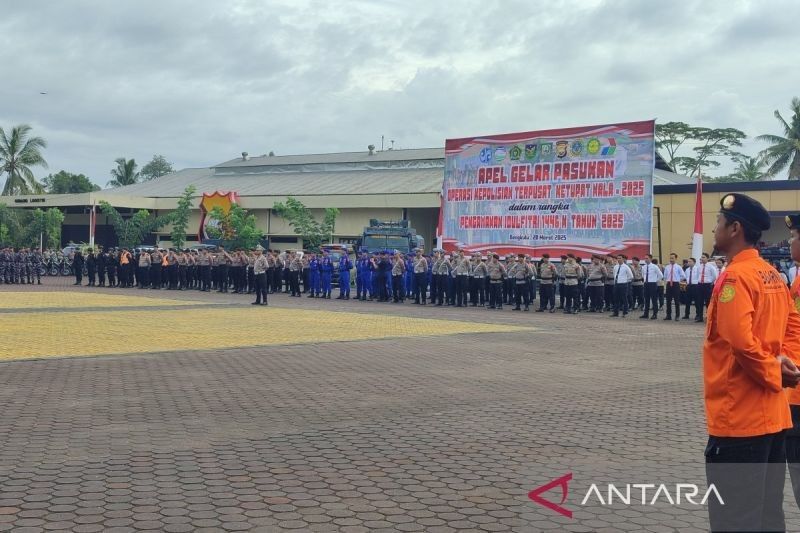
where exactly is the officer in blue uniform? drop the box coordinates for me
[355,253,366,300]
[405,253,414,299]
[336,253,353,300]
[307,253,320,298]
[320,251,333,298]
[376,251,390,302]
[370,253,380,300]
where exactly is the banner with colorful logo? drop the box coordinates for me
[441,120,655,258]
[199,191,239,241]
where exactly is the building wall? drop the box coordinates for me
[653,190,798,259]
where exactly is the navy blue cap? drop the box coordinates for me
[720,193,770,231]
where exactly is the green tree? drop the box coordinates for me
[706,156,766,183]
[655,121,695,171]
[758,97,800,180]
[28,208,65,249]
[672,127,747,178]
[169,185,196,249]
[725,155,767,182]
[99,201,172,249]
[43,170,100,194]
[0,203,25,246]
[272,197,339,252]
[107,158,140,188]
[205,204,262,249]
[140,154,174,181]
[0,124,47,195]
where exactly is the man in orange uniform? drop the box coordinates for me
[704,193,800,532]
[784,214,800,508]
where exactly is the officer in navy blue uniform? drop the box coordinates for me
[337,253,353,300]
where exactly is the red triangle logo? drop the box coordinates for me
[528,473,572,518]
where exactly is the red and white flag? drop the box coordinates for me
[691,173,703,259]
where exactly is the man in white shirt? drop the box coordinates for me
[683,257,699,321]
[696,252,718,322]
[639,254,663,320]
[662,252,686,321]
[611,254,633,317]
[789,262,798,285]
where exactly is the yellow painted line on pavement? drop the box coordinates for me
[0,307,532,361]
[0,291,203,310]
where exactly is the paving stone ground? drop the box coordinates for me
[1,277,799,531]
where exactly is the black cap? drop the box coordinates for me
[786,215,800,230]
[720,193,771,231]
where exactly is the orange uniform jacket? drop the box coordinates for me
[788,276,800,406]
[704,249,800,437]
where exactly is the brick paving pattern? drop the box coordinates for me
[1,278,799,531]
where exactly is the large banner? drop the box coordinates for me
[441,120,655,259]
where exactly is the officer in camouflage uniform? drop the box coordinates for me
[24,248,34,284]
[14,248,24,284]
[31,248,43,284]
[0,247,9,283]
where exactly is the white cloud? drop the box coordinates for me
[0,0,798,184]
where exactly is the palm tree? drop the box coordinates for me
[107,158,140,188]
[726,155,768,182]
[0,124,47,195]
[758,97,800,179]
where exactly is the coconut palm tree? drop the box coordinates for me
[107,158,140,188]
[725,155,768,182]
[0,124,47,195]
[758,97,800,180]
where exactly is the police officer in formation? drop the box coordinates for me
[14,241,735,327]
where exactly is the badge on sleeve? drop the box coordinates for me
[719,284,736,303]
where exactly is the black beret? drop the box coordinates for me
[719,193,771,231]
[786,215,800,230]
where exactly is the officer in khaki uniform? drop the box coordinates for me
[585,255,605,312]
[470,252,487,306]
[486,253,505,309]
[149,248,163,289]
[537,254,557,312]
[138,248,151,288]
[412,249,428,304]
[561,254,582,314]
[510,254,533,311]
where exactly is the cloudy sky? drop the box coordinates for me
[1,0,798,186]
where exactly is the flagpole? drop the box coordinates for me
[691,171,703,259]
[89,201,95,248]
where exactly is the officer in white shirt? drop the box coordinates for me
[662,252,686,321]
[695,252,718,321]
[789,263,798,285]
[611,254,634,317]
[683,257,700,321]
[639,254,663,320]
